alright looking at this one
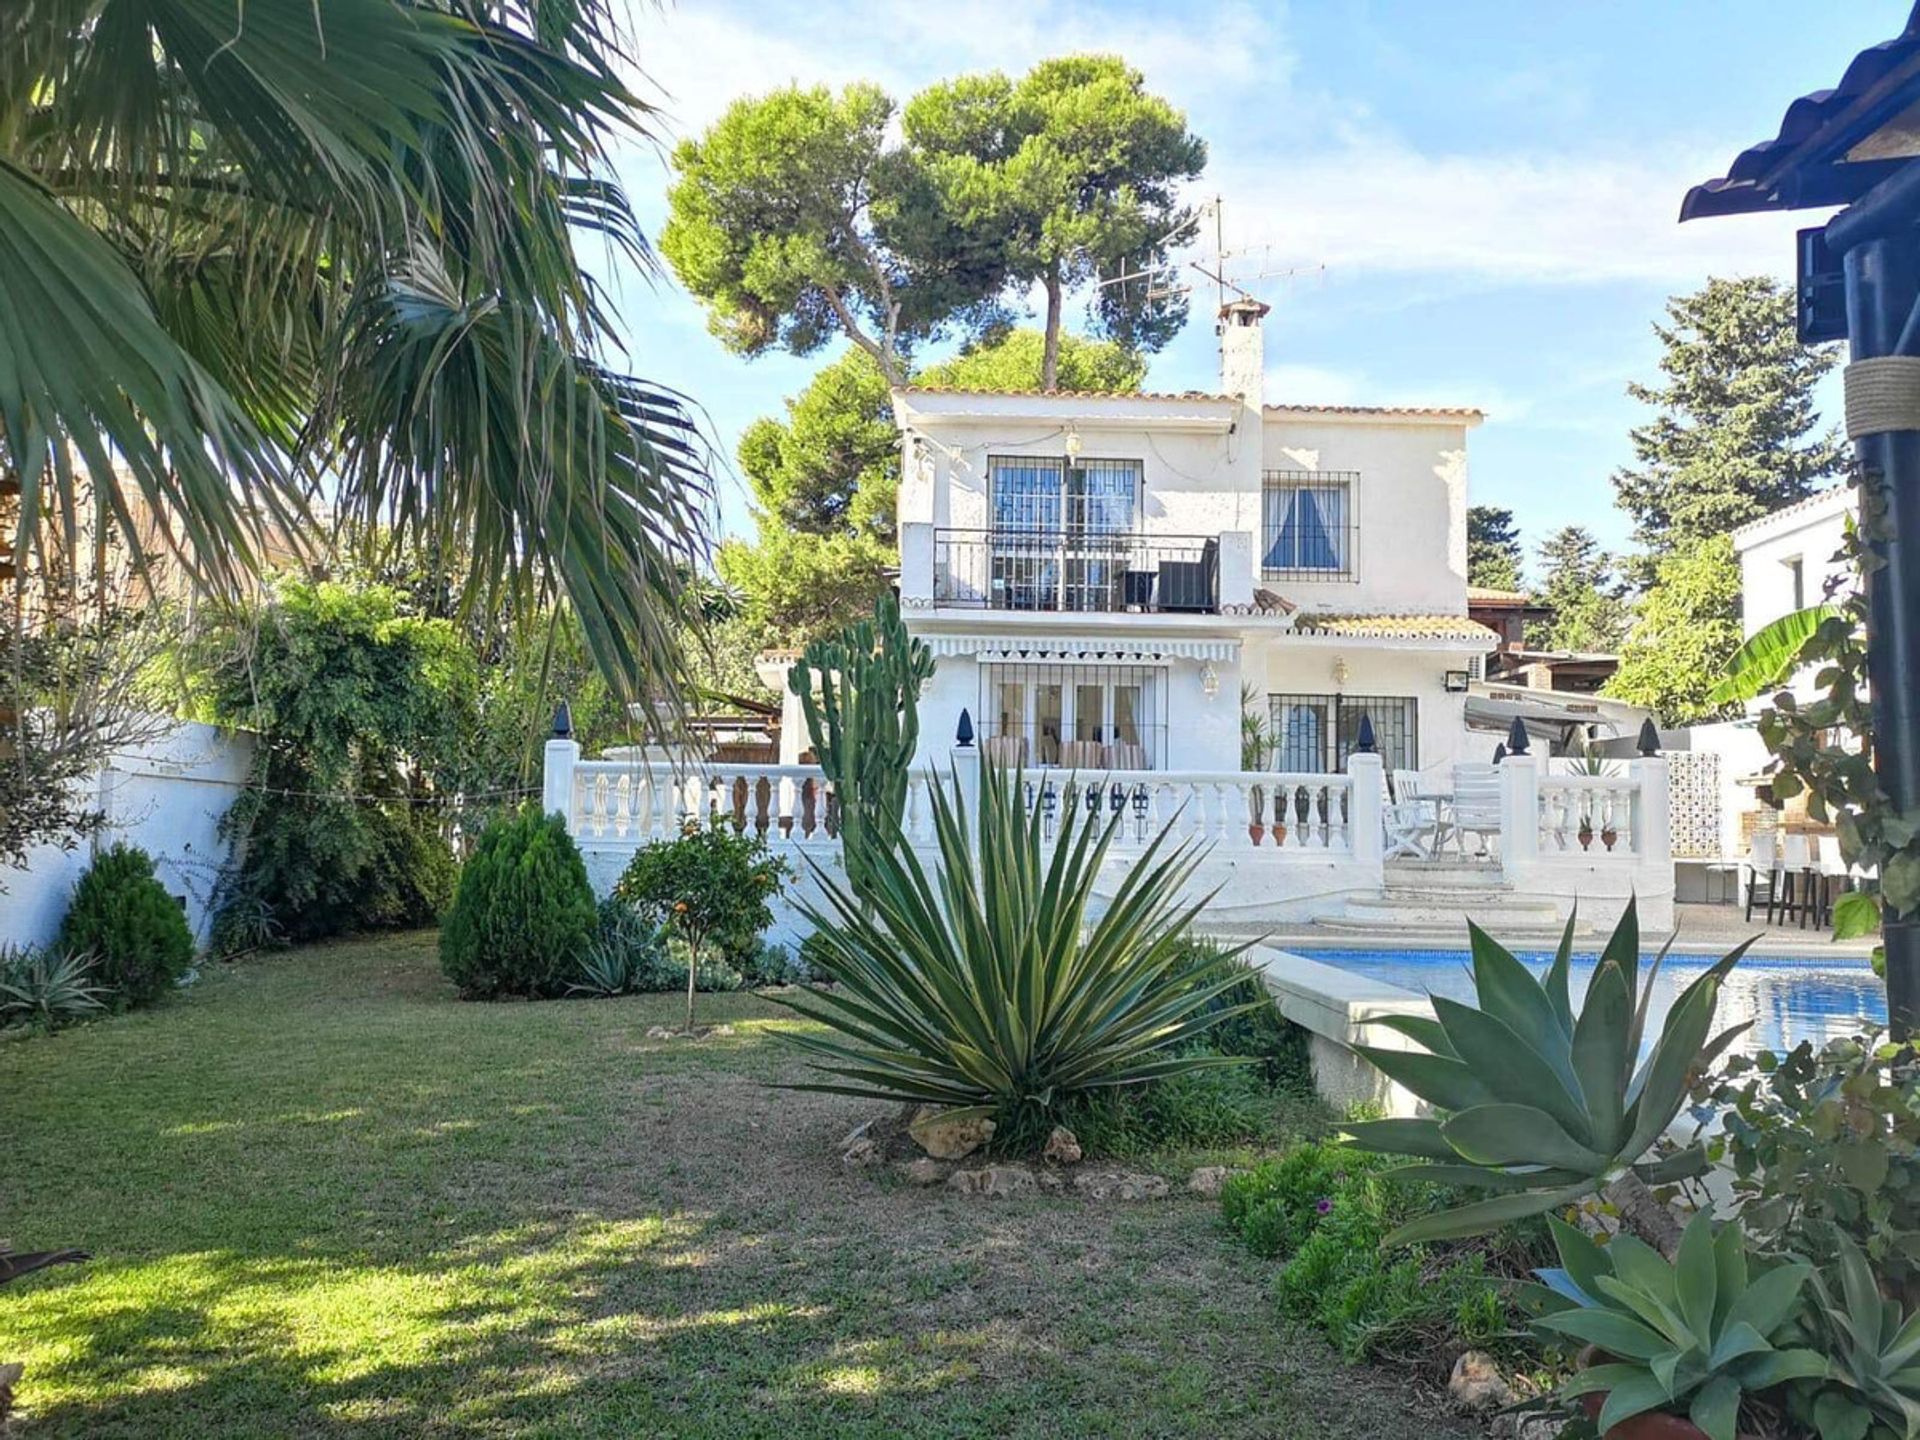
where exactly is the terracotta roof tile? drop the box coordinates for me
[1466,585,1533,604]
[1264,403,1484,420]
[1729,485,1854,540]
[896,385,1230,402]
[1293,613,1498,642]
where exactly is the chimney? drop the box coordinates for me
[1217,298,1270,405]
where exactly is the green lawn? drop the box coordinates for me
[1,935,1475,1438]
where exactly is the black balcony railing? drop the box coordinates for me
[932,528,1219,614]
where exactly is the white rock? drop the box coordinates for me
[909,1106,996,1161]
[945,1165,1037,1198]
[1071,1170,1170,1201]
[1449,1350,1514,1413]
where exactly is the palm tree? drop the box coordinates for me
[0,0,708,701]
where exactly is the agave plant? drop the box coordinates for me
[772,761,1258,1126]
[0,945,107,1029]
[1346,901,1755,1246]
[1528,1211,1824,1440]
[1792,1233,1920,1440]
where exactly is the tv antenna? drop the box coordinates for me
[1097,195,1326,311]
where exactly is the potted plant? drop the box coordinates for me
[1528,1212,1822,1440]
[1247,784,1265,845]
[1579,811,1595,850]
[1602,817,1620,851]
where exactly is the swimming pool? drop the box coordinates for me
[1292,947,1886,1056]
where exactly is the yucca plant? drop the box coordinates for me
[0,945,107,1030]
[1528,1211,1824,1440]
[1791,1233,1920,1440]
[1346,901,1754,1248]
[772,761,1259,1132]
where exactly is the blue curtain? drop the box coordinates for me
[1263,485,1347,570]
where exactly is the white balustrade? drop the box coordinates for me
[1536,775,1643,856]
[560,759,1356,859]
[1012,770,1356,855]
[570,761,838,849]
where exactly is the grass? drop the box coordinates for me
[1,933,1481,1438]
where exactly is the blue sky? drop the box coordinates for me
[597,0,1898,580]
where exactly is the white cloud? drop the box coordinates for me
[1207,134,1812,290]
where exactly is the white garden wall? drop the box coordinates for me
[0,720,254,949]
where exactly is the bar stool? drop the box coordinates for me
[1815,834,1848,927]
[1776,833,1814,928]
[1743,829,1780,923]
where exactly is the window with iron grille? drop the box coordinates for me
[989,455,1141,534]
[1267,693,1417,773]
[1262,470,1357,580]
[978,662,1167,770]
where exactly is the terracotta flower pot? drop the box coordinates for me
[1577,1393,1710,1440]
[1579,830,1593,850]
[1602,827,1618,851]
[1272,823,1288,847]
[1248,824,1265,845]
[1573,1350,1758,1440]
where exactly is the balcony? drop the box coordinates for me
[924,528,1225,614]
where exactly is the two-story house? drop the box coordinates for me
[891,299,1495,782]
[546,300,1674,942]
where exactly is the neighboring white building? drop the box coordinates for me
[1732,485,1856,712]
[891,300,1491,781]
[1668,485,1856,878]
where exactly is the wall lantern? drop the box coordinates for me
[955,707,975,748]
[551,699,573,739]
[1443,669,1471,693]
[1331,655,1350,688]
[1200,660,1220,699]
[1064,423,1083,460]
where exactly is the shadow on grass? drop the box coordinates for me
[2,932,1467,1439]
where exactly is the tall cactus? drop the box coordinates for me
[790,595,935,894]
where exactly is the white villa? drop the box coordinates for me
[889,299,1488,783]
[548,300,1676,938]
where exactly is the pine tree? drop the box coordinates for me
[1612,275,1844,571]
[1529,526,1629,653]
[1467,505,1525,591]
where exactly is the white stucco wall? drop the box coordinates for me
[1258,411,1472,613]
[1733,487,1855,712]
[0,720,254,950]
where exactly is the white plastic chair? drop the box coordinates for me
[1742,828,1779,922]
[1449,763,1503,857]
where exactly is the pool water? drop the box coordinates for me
[1294,947,1886,1057]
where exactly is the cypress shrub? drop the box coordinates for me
[439,808,596,999]
[56,843,194,1009]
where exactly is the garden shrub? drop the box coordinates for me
[1173,937,1314,1095]
[440,808,596,999]
[1699,1030,1920,1306]
[55,843,194,1008]
[1222,1140,1546,1368]
[196,578,469,944]
[740,940,813,988]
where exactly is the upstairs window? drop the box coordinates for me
[989,455,1141,535]
[1262,471,1356,579]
